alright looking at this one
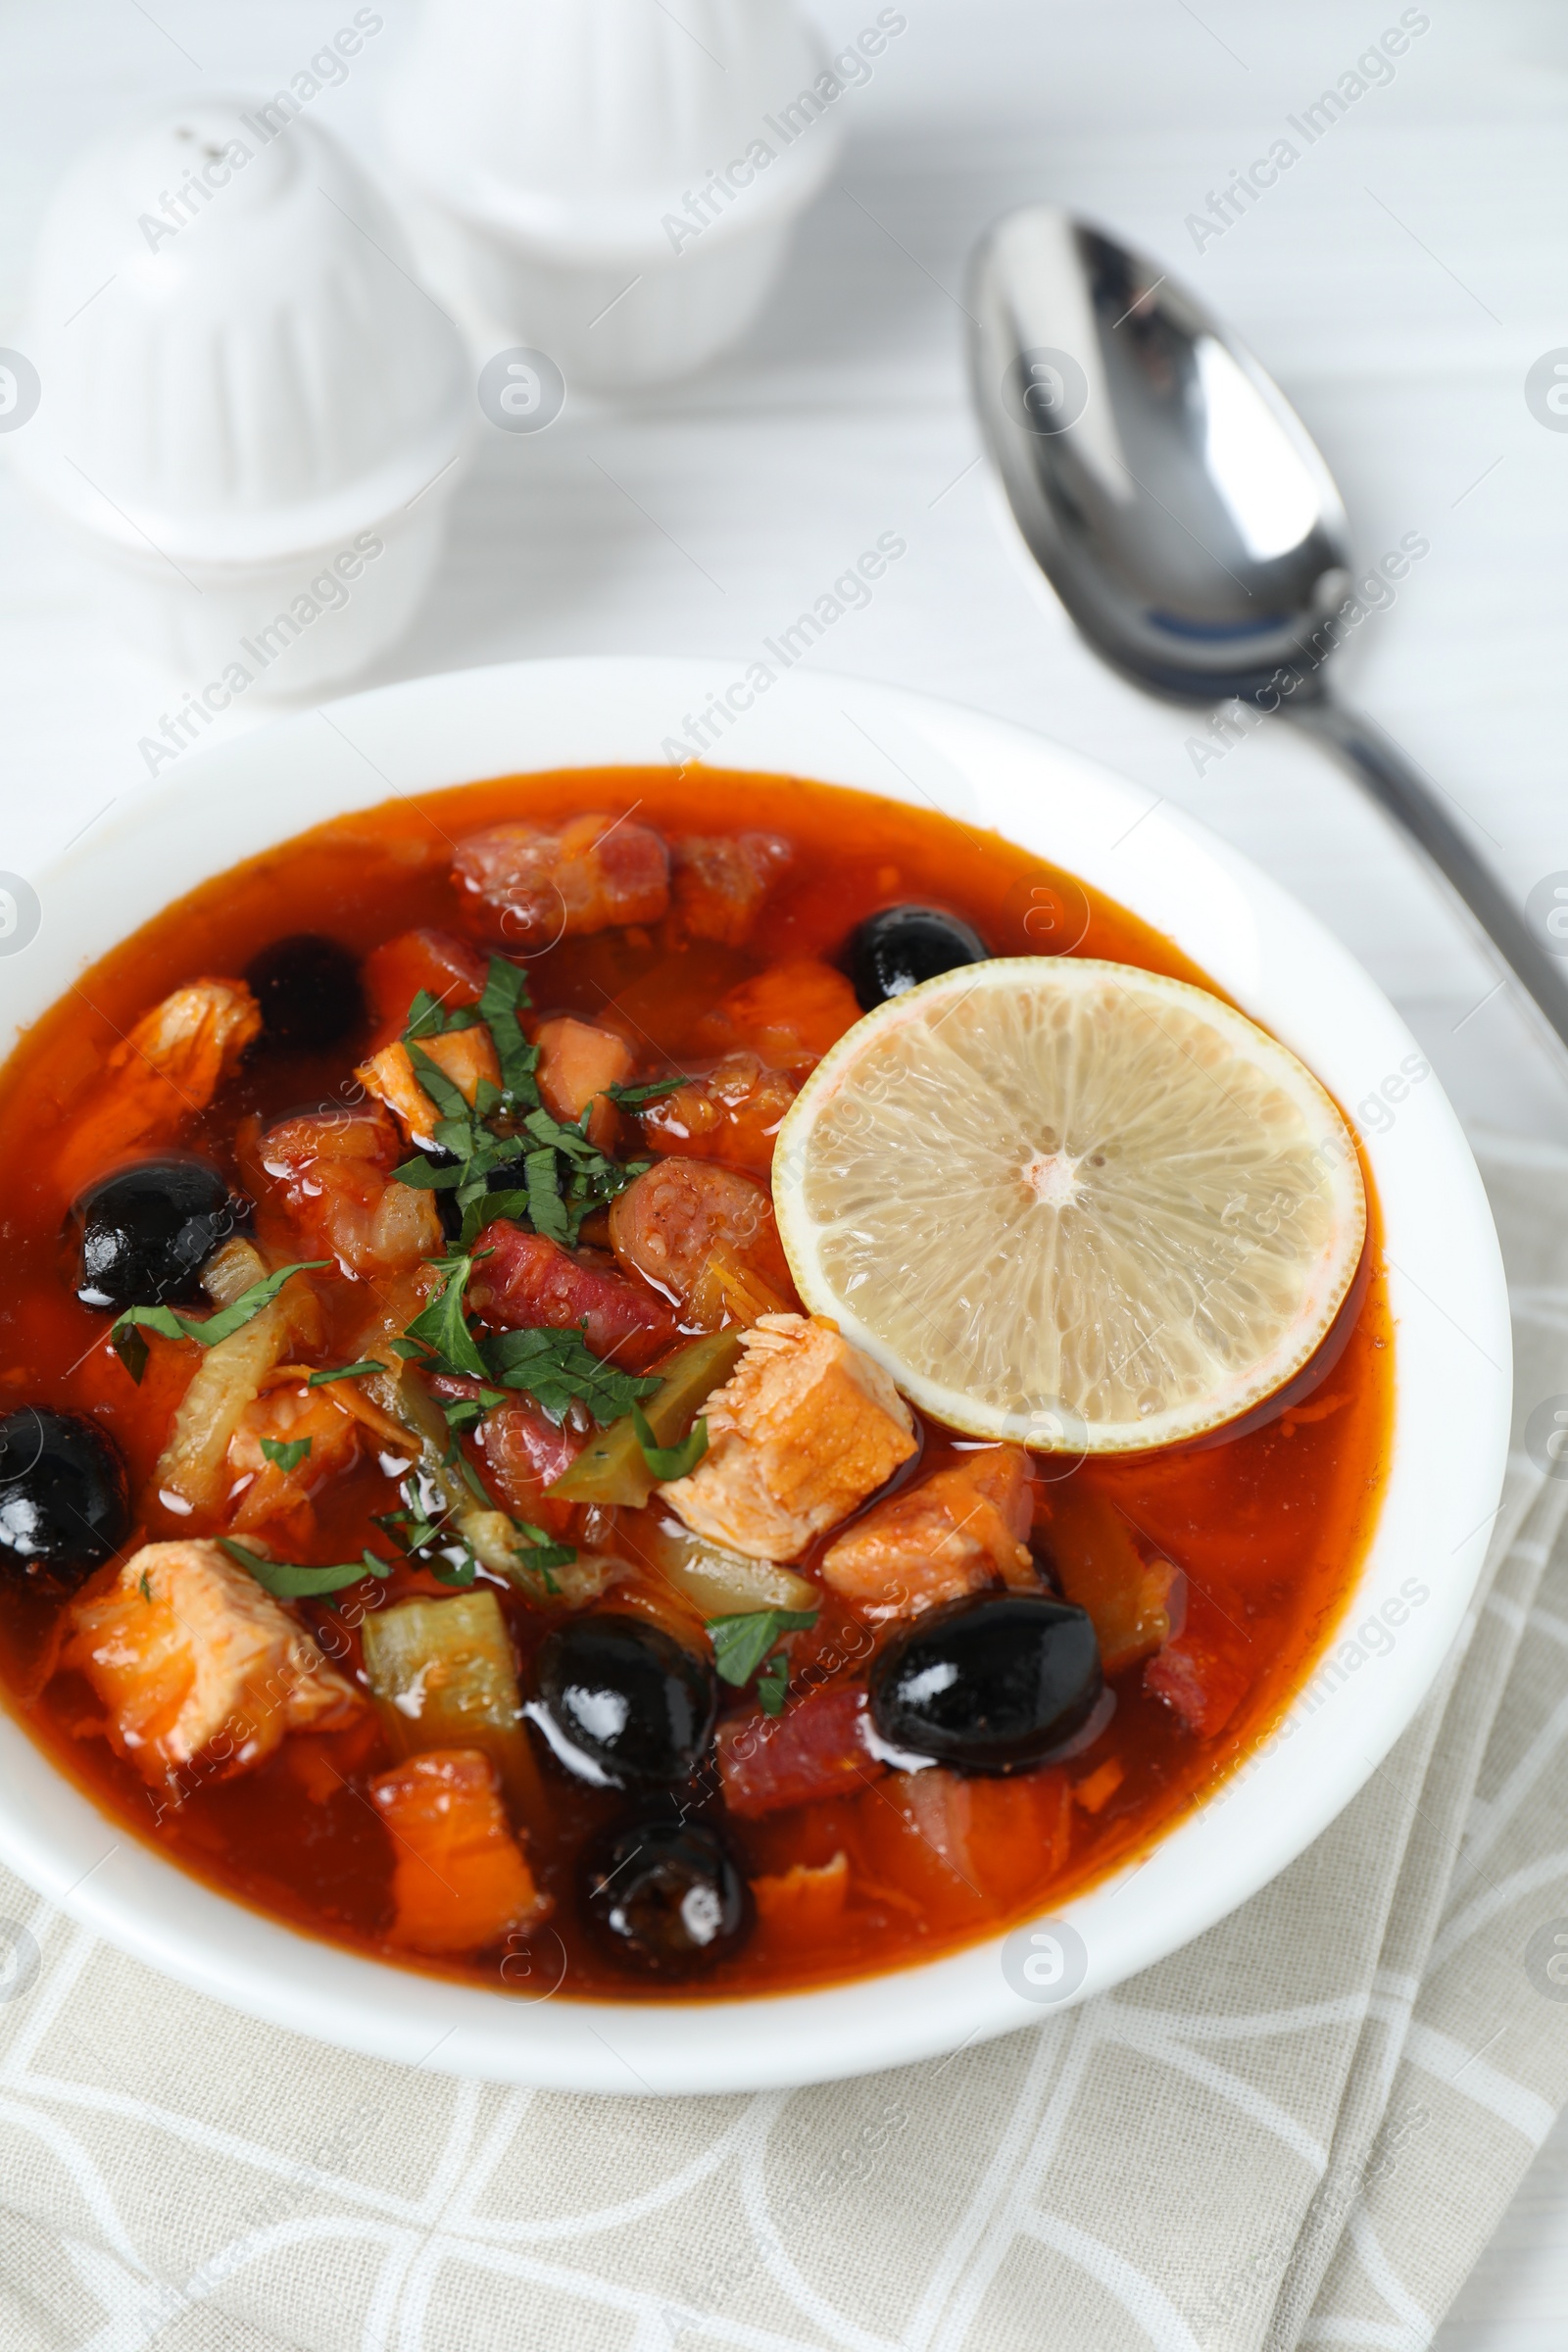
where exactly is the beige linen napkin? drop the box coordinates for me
[0,1131,1566,2352]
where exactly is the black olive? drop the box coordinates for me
[582,1821,752,1976]
[74,1158,242,1311]
[849,905,990,1010]
[869,1592,1102,1775]
[533,1614,717,1788]
[244,933,366,1049]
[0,1410,129,1589]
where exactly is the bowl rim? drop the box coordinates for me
[0,654,1511,2095]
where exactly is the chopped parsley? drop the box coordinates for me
[480,1325,661,1426]
[399,1252,491,1381]
[110,1260,330,1384]
[219,1539,394,1600]
[630,1401,708,1481]
[707,1607,819,1699]
[388,954,659,1247]
[605,1075,684,1109]
[137,1569,152,1602]
[306,1360,383,1388]
[259,1437,312,1474]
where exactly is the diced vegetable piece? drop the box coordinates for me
[364,927,487,1045]
[535,1016,634,1149]
[716,1684,878,1818]
[548,1331,744,1508]
[453,814,670,951]
[637,1052,797,1175]
[354,1353,555,1588]
[1041,1483,1180,1674]
[469,1225,678,1371]
[856,1767,1072,1920]
[154,1261,324,1514]
[608,1158,795,1330]
[361,1591,543,1819]
[259,1104,441,1278]
[55,978,262,1200]
[751,1850,849,1940]
[695,960,859,1072]
[356,1028,502,1150]
[1145,1630,1250,1739]
[634,1513,818,1617]
[1072,1758,1124,1814]
[64,1539,363,1780]
[369,1747,548,1955]
[660,1314,916,1562]
[227,1383,362,1536]
[822,1446,1037,1618]
[669,833,792,947]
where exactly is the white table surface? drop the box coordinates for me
[3,1,1568,2340]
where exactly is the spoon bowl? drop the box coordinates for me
[968,203,1568,1063]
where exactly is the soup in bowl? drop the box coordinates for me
[0,659,1507,2091]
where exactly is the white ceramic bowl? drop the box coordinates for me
[0,658,1509,2095]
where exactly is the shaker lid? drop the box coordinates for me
[384,0,846,261]
[12,100,470,565]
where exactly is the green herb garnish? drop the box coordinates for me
[138,1570,152,1602]
[219,1539,393,1600]
[474,956,536,1100]
[259,1437,312,1475]
[480,1325,661,1426]
[756,1650,791,1715]
[306,1360,383,1388]
[630,1401,708,1480]
[707,1607,819,1692]
[403,987,482,1042]
[605,1075,685,1108]
[400,1253,490,1381]
[110,1261,329,1384]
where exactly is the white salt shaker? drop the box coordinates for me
[11,100,471,699]
[382,0,849,390]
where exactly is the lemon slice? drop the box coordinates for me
[771,957,1366,1453]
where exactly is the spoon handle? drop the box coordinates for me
[1287,697,1568,1069]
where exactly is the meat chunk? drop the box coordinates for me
[369,1747,549,1955]
[822,1446,1036,1618]
[669,833,791,947]
[660,1313,916,1561]
[695,960,860,1073]
[468,1223,678,1370]
[225,1382,364,1538]
[1145,1630,1250,1739]
[535,1016,634,1150]
[472,1391,583,1537]
[608,1157,795,1330]
[260,1104,441,1278]
[638,1051,797,1174]
[453,814,669,951]
[356,1027,502,1152]
[64,1539,363,1781]
[716,1685,879,1818]
[858,1767,1072,1919]
[364,927,488,1047]
[56,978,261,1199]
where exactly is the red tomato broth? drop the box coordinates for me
[0,767,1394,1999]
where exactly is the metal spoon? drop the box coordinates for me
[967,204,1568,1063]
